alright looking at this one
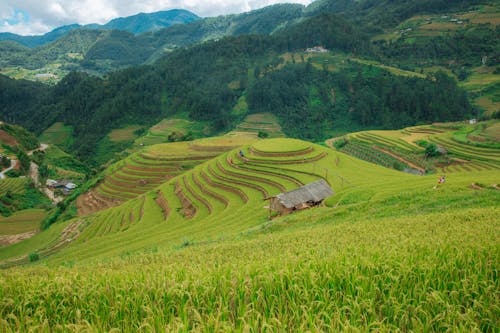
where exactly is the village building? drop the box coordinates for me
[46,179,58,187]
[266,179,333,218]
[46,179,78,193]
[306,46,328,53]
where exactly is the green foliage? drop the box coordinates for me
[248,64,471,141]
[0,1,493,166]
[0,123,39,150]
[167,131,193,142]
[28,252,39,262]
[425,143,440,157]
[11,147,30,175]
[38,164,49,180]
[43,146,88,175]
[416,139,429,148]
[333,137,348,149]
[257,131,269,138]
[0,180,50,217]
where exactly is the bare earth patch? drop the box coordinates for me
[0,230,37,247]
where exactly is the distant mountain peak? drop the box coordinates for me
[96,9,200,34]
[0,9,200,48]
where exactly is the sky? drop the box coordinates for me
[0,0,314,35]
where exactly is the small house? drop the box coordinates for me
[65,182,77,190]
[266,179,334,217]
[46,179,58,187]
[306,46,328,53]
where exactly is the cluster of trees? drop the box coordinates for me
[247,63,471,141]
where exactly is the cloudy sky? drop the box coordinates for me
[0,0,314,35]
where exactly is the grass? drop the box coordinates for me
[373,4,500,43]
[0,209,46,235]
[0,137,498,330]
[233,112,284,138]
[0,189,498,330]
[251,138,310,153]
[38,122,73,147]
[108,125,143,142]
[0,64,65,84]
[350,58,426,78]
[134,118,209,147]
[461,66,500,91]
[43,145,88,178]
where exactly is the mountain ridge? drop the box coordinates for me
[0,9,200,48]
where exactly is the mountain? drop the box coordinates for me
[91,9,200,34]
[0,24,80,48]
[0,9,199,48]
[0,4,306,74]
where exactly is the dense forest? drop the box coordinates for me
[248,63,471,140]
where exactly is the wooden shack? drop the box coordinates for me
[267,179,334,217]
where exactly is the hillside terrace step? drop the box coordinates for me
[140,153,218,162]
[249,146,313,157]
[229,156,303,187]
[240,151,328,165]
[174,181,196,219]
[200,170,248,203]
[218,161,286,192]
[189,144,239,152]
[192,173,229,208]
[207,164,268,198]
[183,176,213,215]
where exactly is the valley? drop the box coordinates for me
[0,0,498,331]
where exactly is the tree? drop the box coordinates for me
[425,143,439,158]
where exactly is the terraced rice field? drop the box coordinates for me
[38,122,73,147]
[234,113,285,138]
[331,122,500,174]
[134,118,208,146]
[0,209,46,235]
[108,125,143,142]
[77,135,258,215]
[0,178,27,197]
[0,135,498,331]
[429,131,500,173]
[7,138,356,265]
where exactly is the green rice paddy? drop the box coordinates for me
[0,134,498,331]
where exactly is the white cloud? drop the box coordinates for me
[0,0,314,35]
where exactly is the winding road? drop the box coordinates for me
[0,159,17,179]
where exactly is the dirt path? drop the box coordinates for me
[372,146,426,174]
[30,162,39,186]
[27,143,49,156]
[28,146,63,204]
[0,159,17,179]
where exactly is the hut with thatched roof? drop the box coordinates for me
[266,179,333,217]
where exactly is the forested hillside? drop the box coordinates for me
[0,4,305,74]
[1,0,498,165]
[0,10,474,165]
